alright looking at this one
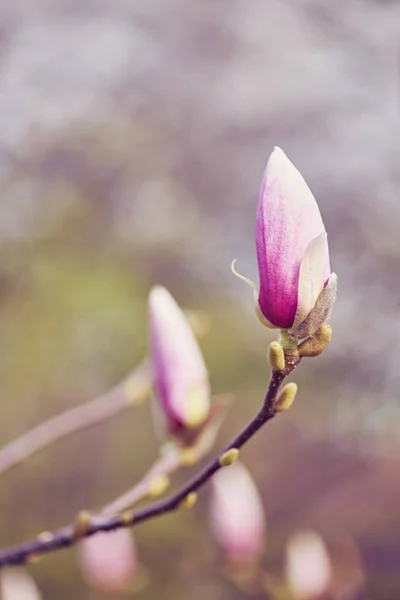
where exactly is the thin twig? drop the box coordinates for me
[101,392,234,515]
[0,367,290,567]
[101,446,182,516]
[0,363,151,476]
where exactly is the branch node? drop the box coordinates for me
[121,511,134,525]
[73,510,92,539]
[27,553,41,564]
[36,531,54,544]
[179,492,198,510]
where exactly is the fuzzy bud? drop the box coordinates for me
[219,448,240,467]
[275,383,298,412]
[267,341,286,371]
[298,325,332,357]
[179,492,198,509]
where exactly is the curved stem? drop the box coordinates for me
[0,368,288,567]
[101,392,233,516]
[0,363,150,476]
[101,446,182,516]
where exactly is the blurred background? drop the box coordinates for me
[0,0,399,598]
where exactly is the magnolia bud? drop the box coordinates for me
[210,462,266,566]
[285,530,332,599]
[0,569,42,600]
[78,529,137,594]
[255,148,336,333]
[149,286,211,445]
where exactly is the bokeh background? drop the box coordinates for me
[0,0,399,598]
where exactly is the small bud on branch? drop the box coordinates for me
[298,324,332,357]
[275,383,298,412]
[219,448,240,467]
[267,341,286,371]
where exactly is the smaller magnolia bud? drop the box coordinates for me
[210,462,266,566]
[78,529,137,594]
[275,383,298,412]
[149,287,211,446]
[179,492,197,509]
[219,448,240,467]
[1,569,42,600]
[298,325,332,357]
[267,341,285,371]
[285,530,332,599]
[147,474,170,499]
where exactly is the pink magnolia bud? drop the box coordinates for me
[149,286,211,444]
[210,462,266,565]
[78,529,137,594]
[285,530,332,599]
[1,569,42,600]
[256,147,335,332]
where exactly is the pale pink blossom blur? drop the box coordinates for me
[210,462,266,565]
[256,147,332,330]
[0,569,42,600]
[149,286,210,443]
[285,530,332,599]
[78,529,137,594]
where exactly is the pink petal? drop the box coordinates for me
[149,286,210,435]
[210,463,266,564]
[79,530,137,594]
[285,530,332,599]
[256,147,328,328]
[292,232,331,329]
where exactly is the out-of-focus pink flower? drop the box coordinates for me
[0,569,42,600]
[285,530,332,599]
[256,147,334,331]
[210,462,266,565]
[149,286,211,444]
[78,529,137,594]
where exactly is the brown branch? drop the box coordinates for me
[0,363,151,476]
[0,367,291,567]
